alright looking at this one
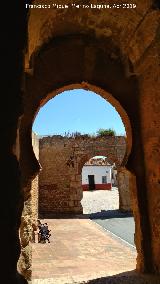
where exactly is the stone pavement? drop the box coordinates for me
[32,217,136,283]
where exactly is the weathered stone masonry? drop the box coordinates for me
[38,135,127,215]
[3,0,159,282]
[18,132,39,279]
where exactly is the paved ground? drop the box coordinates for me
[32,218,136,283]
[94,214,135,247]
[32,189,137,283]
[82,188,135,246]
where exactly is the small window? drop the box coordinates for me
[102,176,107,184]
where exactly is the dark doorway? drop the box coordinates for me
[88,175,95,190]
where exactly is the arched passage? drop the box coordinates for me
[19,33,152,278]
[30,83,131,218]
[81,155,119,214]
[37,132,127,215]
[2,1,160,282]
[78,151,132,214]
[21,33,136,187]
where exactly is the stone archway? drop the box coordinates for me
[19,34,145,277]
[2,1,160,282]
[78,154,133,213]
[37,134,127,215]
[18,3,160,278]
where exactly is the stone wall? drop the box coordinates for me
[18,132,39,280]
[117,168,132,212]
[38,135,126,215]
[31,132,39,224]
[39,136,82,214]
[3,0,160,282]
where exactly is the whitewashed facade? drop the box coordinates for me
[82,165,112,190]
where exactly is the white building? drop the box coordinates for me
[82,157,112,190]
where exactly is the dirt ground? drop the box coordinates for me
[81,187,119,214]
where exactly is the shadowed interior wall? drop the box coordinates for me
[1,1,28,283]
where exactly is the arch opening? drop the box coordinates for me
[23,87,137,281]
[33,84,132,167]
[31,86,132,217]
[13,5,160,281]
[19,29,143,283]
[81,156,119,212]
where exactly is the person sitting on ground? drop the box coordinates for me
[38,222,51,243]
[37,221,44,242]
[44,223,48,230]
[43,223,51,243]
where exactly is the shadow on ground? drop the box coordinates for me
[83,270,160,284]
[39,210,133,220]
[89,210,132,220]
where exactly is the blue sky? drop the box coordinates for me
[33,89,125,136]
